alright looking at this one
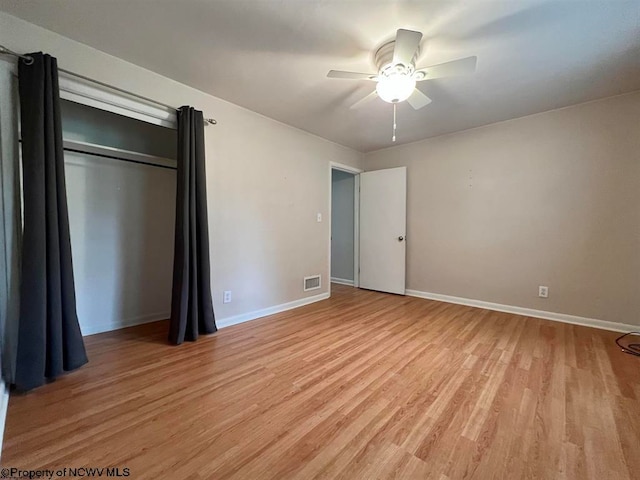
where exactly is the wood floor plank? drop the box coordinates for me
[2,284,639,479]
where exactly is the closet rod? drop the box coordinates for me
[19,138,177,170]
[0,44,217,125]
[64,147,177,170]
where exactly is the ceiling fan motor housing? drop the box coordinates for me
[374,40,420,72]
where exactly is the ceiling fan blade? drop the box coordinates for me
[392,29,423,66]
[406,88,432,110]
[415,56,477,81]
[349,90,378,109]
[327,70,377,80]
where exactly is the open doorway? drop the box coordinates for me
[329,162,362,294]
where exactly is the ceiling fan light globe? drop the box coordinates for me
[376,74,416,103]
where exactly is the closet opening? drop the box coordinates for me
[60,99,178,335]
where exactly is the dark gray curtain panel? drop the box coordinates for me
[169,106,217,344]
[15,53,87,391]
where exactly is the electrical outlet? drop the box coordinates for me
[538,286,548,298]
[223,290,232,304]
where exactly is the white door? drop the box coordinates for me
[359,167,407,294]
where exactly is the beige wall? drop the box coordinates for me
[0,12,363,326]
[366,92,640,326]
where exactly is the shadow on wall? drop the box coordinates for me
[117,160,176,336]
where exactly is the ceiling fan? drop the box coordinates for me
[327,28,477,140]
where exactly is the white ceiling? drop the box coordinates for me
[1,0,639,152]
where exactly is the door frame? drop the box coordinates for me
[328,162,362,296]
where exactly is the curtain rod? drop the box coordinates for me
[0,44,34,65]
[0,44,217,125]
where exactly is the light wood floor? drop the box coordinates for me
[3,284,639,479]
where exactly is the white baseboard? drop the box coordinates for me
[0,380,9,459]
[216,292,330,329]
[81,291,333,336]
[81,311,170,336]
[406,289,637,333]
[331,277,354,286]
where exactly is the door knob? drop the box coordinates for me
[398,236,404,241]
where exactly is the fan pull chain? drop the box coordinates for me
[392,103,397,142]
